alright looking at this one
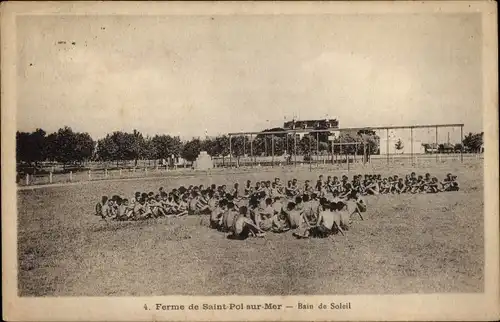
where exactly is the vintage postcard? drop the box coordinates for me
[2,1,499,321]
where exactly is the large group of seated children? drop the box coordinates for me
[94,172,459,239]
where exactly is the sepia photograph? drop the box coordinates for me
[2,1,498,321]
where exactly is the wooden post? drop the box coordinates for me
[331,141,334,164]
[309,134,312,172]
[88,170,92,180]
[294,133,297,166]
[264,136,268,158]
[25,174,29,185]
[229,135,232,168]
[354,143,357,163]
[145,167,148,175]
[386,128,389,164]
[105,168,108,178]
[364,143,368,166]
[346,151,350,172]
[250,134,253,168]
[410,127,414,166]
[271,135,275,167]
[49,172,53,184]
[243,135,246,159]
[285,134,288,156]
[316,132,319,165]
[435,126,438,163]
[460,125,464,163]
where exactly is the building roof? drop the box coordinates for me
[283,119,339,130]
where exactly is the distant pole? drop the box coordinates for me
[119,169,122,177]
[285,134,288,155]
[316,132,319,165]
[363,142,367,165]
[331,141,334,164]
[460,125,463,163]
[229,135,232,168]
[271,135,275,167]
[26,174,29,185]
[435,126,438,163]
[294,132,297,166]
[250,134,253,168]
[309,134,312,172]
[88,170,92,180]
[346,150,349,172]
[410,127,414,166]
[386,128,389,164]
[264,136,268,157]
[49,172,53,184]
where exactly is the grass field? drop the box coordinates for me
[17,161,484,296]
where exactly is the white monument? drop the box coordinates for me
[194,151,213,170]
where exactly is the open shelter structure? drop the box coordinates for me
[227,123,465,169]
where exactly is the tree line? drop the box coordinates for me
[16,126,484,166]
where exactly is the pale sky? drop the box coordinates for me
[17,13,483,140]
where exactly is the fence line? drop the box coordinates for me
[17,153,483,187]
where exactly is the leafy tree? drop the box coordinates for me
[96,134,119,163]
[48,126,94,166]
[395,138,404,151]
[229,135,246,166]
[95,130,144,166]
[298,135,318,155]
[273,136,286,156]
[231,135,245,157]
[201,137,218,157]
[462,132,483,153]
[144,136,158,165]
[16,128,47,165]
[131,129,147,166]
[251,136,266,156]
[16,131,31,163]
[318,141,329,153]
[181,138,202,163]
[215,135,230,157]
[357,129,380,156]
[44,132,58,161]
[313,121,331,143]
[73,132,95,162]
[333,131,358,154]
[151,134,182,160]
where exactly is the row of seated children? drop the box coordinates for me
[309,172,459,196]
[209,187,367,240]
[94,172,456,222]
